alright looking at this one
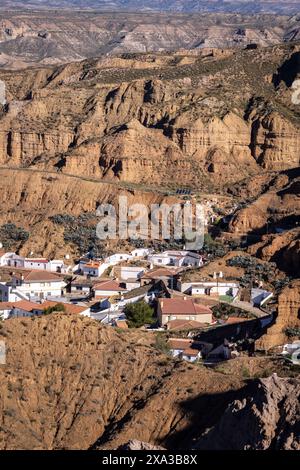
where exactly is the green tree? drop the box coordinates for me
[203,233,226,257]
[154,332,171,355]
[43,303,66,315]
[124,301,154,328]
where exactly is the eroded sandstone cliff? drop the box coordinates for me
[257,280,300,350]
[0,42,299,191]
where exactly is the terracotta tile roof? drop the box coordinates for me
[142,267,179,279]
[166,319,207,331]
[93,280,126,292]
[168,338,193,350]
[168,338,202,354]
[83,261,101,268]
[159,298,212,315]
[0,300,39,312]
[0,301,17,310]
[194,303,213,315]
[16,271,64,283]
[39,300,89,315]
[14,300,41,312]
[182,348,200,357]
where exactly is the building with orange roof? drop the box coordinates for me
[157,297,213,327]
[81,260,103,277]
[141,267,181,289]
[168,338,202,362]
[0,299,40,319]
[166,319,207,331]
[93,280,127,298]
[0,298,91,319]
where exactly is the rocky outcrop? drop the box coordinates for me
[257,281,300,350]
[0,130,74,166]
[195,374,300,450]
[248,228,300,276]
[119,440,165,450]
[250,112,300,170]
[229,171,300,235]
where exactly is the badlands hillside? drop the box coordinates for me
[0,40,299,258]
[0,5,298,454]
[0,313,299,450]
[2,1,300,15]
[1,10,300,68]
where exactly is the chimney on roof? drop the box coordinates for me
[183,296,187,300]
[161,300,163,307]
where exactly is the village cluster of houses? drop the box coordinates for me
[0,250,68,273]
[0,247,273,362]
[78,249,203,277]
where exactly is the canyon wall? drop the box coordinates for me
[257,281,300,350]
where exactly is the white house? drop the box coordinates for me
[157,298,213,327]
[179,280,239,298]
[0,300,42,319]
[117,266,145,291]
[93,280,127,298]
[24,258,49,270]
[81,260,104,277]
[0,271,66,302]
[0,252,24,268]
[47,260,67,273]
[70,280,92,295]
[130,248,151,258]
[168,338,202,363]
[105,253,132,265]
[119,266,145,280]
[148,251,203,268]
[0,301,15,319]
[0,299,91,319]
[0,252,67,273]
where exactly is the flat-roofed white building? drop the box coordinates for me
[178,280,239,298]
[148,251,203,268]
